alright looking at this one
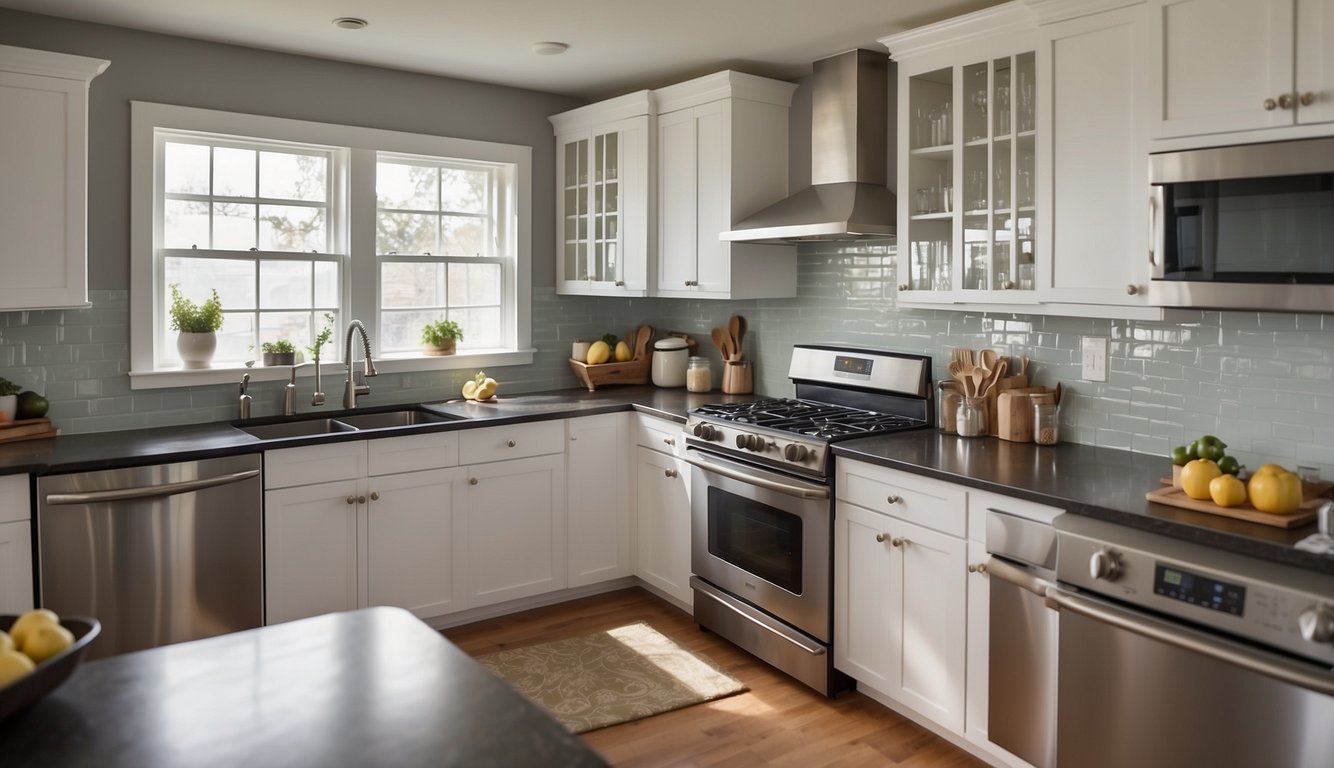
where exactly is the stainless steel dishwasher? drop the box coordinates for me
[37,454,263,659]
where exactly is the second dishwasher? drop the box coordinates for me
[37,454,264,659]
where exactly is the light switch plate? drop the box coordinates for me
[1081,336,1108,382]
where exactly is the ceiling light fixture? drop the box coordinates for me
[332,17,368,30]
[531,42,569,56]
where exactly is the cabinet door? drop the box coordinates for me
[1149,0,1295,138]
[1040,4,1154,305]
[1296,0,1334,124]
[566,414,631,588]
[657,108,699,292]
[0,520,33,613]
[366,468,464,619]
[964,539,991,744]
[834,502,896,690]
[461,453,566,608]
[557,132,592,290]
[634,447,692,606]
[265,479,360,625]
[893,516,968,732]
[692,101,731,295]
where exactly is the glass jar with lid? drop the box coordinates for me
[686,356,712,393]
[956,396,988,437]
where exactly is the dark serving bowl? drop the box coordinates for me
[0,614,100,721]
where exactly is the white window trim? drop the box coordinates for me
[130,101,534,390]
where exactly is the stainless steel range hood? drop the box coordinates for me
[722,49,895,244]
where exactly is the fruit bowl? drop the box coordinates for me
[0,615,100,721]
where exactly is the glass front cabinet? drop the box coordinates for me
[892,30,1040,307]
[550,92,653,296]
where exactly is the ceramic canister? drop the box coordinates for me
[651,337,689,387]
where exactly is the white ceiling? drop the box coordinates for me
[0,0,1005,98]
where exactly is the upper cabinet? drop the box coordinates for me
[550,92,653,296]
[653,72,798,299]
[1149,0,1334,141]
[0,45,108,310]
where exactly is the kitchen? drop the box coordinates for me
[0,0,1332,766]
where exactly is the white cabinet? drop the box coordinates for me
[964,539,991,744]
[566,413,632,588]
[835,461,968,733]
[1149,0,1334,139]
[0,45,108,310]
[461,453,566,608]
[0,474,33,613]
[633,414,692,608]
[1036,3,1156,306]
[551,92,653,296]
[265,477,361,624]
[366,467,464,618]
[653,72,798,299]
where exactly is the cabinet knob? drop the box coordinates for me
[506,439,517,448]
[664,437,675,446]
[875,533,889,543]
[1300,91,1316,107]
[968,563,988,574]
[469,478,479,485]
[346,495,356,505]
[1264,97,1278,111]
[1001,280,1015,290]
[897,283,909,291]
[1125,283,1139,295]
[357,495,367,504]
[891,537,905,548]
[614,280,625,287]
[1278,92,1295,110]
[369,491,379,501]
[664,469,678,478]
[886,494,902,505]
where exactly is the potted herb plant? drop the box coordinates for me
[169,283,225,369]
[421,319,463,356]
[307,313,335,364]
[261,339,297,366]
[0,376,20,423]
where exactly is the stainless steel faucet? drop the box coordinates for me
[342,319,378,408]
[285,361,326,416]
[238,373,252,420]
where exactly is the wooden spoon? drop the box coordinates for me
[979,349,998,374]
[728,315,745,361]
[711,327,730,357]
[971,366,990,400]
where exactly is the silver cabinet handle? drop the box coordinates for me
[664,437,675,446]
[876,533,889,543]
[664,469,679,478]
[886,495,902,504]
[357,495,367,504]
[1264,97,1278,110]
[369,491,379,501]
[968,563,988,574]
[1148,193,1158,266]
[346,495,356,505]
[469,478,478,485]
[45,469,261,505]
[614,280,625,287]
[506,439,517,448]
[1278,92,1295,110]
[1044,586,1334,697]
[891,537,905,547]
[898,283,909,291]
[1300,91,1315,106]
[1001,280,1015,290]
[1126,284,1139,295]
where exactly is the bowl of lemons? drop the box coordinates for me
[0,609,100,721]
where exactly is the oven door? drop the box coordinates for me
[1048,585,1334,768]
[685,447,831,642]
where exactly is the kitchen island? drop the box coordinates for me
[0,606,608,767]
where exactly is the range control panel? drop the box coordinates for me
[1153,564,1246,616]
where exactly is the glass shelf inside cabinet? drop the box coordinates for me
[909,67,953,151]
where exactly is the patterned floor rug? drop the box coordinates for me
[476,622,748,734]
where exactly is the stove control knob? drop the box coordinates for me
[734,434,747,450]
[1089,548,1122,581]
[693,423,718,441]
[747,434,765,451]
[784,444,810,462]
[1298,605,1334,644]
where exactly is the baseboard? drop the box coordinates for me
[423,576,641,630]
[855,684,1030,768]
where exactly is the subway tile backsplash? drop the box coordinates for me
[2,240,1331,478]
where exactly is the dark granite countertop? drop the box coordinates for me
[834,431,1333,576]
[0,606,607,767]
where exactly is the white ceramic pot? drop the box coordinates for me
[177,332,217,369]
[651,337,689,387]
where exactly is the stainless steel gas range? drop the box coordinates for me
[684,344,932,695]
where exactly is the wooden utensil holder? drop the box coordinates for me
[722,360,753,394]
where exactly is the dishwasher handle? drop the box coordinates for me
[1044,585,1334,697]
[987,556,1056,600]
[44,469,261,505]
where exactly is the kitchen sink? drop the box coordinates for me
[334,409,459,430]
[238,418,357,440]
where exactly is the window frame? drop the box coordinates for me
[130,101,534,390]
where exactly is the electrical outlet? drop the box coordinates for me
[1081,336,1108,382]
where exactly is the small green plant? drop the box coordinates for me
[307,313,335,362]
[421,319,463,347]
[0,377,21,397]
[169,283,224,333]
[261,339,296,354]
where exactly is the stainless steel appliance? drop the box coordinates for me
[1051,514,1334,767]
[37,454,264,659]
[686,344,931,695]
[1148,136,1334,313]
[985,509,1059,768]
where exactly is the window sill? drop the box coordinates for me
[129,348,537,390]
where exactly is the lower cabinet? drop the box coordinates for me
[0,473,32,613]
[265,478,361,625]
[566,413,632,587]
[367,468,465,618]
[634,444,692,607]
[461,453,566,608]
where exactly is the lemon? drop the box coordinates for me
[1209,474,1247,507]
[0,649,35,687]
[586,340,611,365]
[1252,463,1288,477]
[461,380,479,400]
[1180,459,1222,500]
[475,377,497,401]
[1248,468,1302,514]
[613,340,632,362]
[20,623,74,664]
[9,609,59,649]
[0,630,13,654]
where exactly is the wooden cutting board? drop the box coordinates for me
[0,417,57,444]
[1145,482,1329,528]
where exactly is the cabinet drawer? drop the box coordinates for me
[636,415,685,455]
[837,460,966,538]
[265,441,367,490]
[459,420,565,464]
[967,488,1063,543]
[0,474,28,524]
[368,431,460,476]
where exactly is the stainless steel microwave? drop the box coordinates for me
[1148,137,1334,313]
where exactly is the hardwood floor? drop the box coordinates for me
[443,588,985,767]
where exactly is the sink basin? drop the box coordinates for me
[334,409,459,430]
[239,419,357,440]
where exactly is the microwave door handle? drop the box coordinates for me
[1148,187,1161,270]
[1043,586,1334,697]
[44,469,261,505]
[682,453,829,500]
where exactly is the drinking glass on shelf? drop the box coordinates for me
[995,84,1010,135]
[936,102,952,145]
[933,242,952,291]
[942,185,953,212]
[914,105,929,148]
[1017,166,1034,207]
[1018,71,1034,132]
[995,166,1009,210]
[915,188,931,214]
[969,170,987,211]
[928,108,942,147]
[1018,263,1035,290]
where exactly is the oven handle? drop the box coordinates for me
[697,580,827,656]
[1044,585,1334,697]
[683,452,830,500]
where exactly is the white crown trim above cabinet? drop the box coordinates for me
[0,45,108,311]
